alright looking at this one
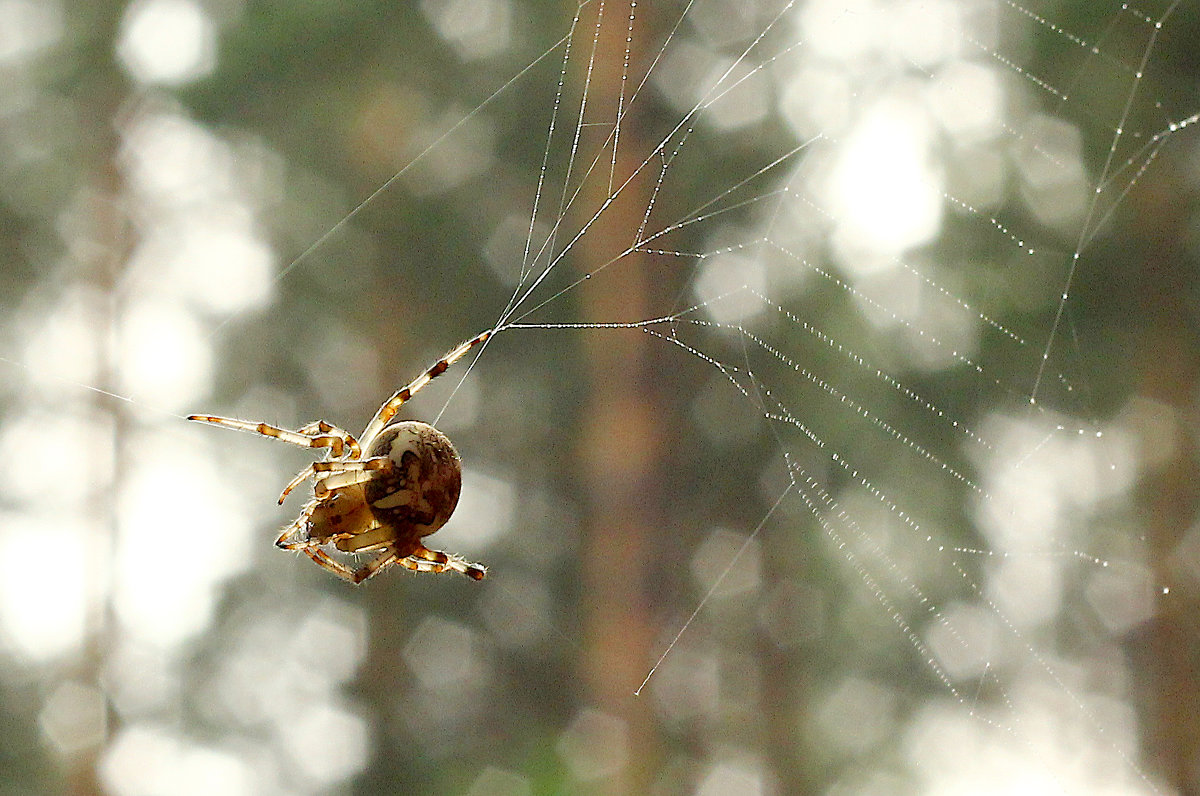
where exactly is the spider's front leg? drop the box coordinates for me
[357,330,492,446]
[186,415,362,459]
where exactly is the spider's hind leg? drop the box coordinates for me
[405,545,487,580]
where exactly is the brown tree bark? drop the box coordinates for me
[1131,158,1200,796]
[571,3,675,793]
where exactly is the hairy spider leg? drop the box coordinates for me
[346,545,486,584]
[275,525,334,550]
[299,546,374,584]
[277,455,392,504]
[296,420,362,459]
[330,520,488,581]
[186,415,360,459]
[406,545,488,580]
[274,513,357,551]
[278,523,486,583]
[349,548,401,583]
[292,546,455,585]
[357,329,492,448]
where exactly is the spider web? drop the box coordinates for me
[2,0,1199,794]
[448,3,1195,792]
[432,2,1196,793]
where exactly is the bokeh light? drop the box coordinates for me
[1,1,1196,794]
[117,0,215,86]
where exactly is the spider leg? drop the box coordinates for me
[275,521,393,583]
[396,556,446,574]
[407,544,487,580]
[395,554,485,579]
[328,542,488,583]
[313,461,393,496]
[358,330,492,446]
[300,547,368,583]
[276,519,342,550]
[338,540,488,582]
[284,539,485,583]
[301,544,435,584]
[296,420,362,459]
[278,456,392,504]
[187,415,361,458]
[276,524,312,549]
[278,467,313,504]
[333,525,401,553]
[349,549,401,584]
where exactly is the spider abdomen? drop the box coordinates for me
[364,421,462,537]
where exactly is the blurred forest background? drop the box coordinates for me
[3,0,1200,794]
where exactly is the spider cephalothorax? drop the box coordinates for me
[188,332,490,583]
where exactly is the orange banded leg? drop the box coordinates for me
[405,545,487,580]
[297,420,362,459]
[186,415,360,458]
[308,544,486,583]
[358,330,492,446]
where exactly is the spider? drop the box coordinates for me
[188,331,491,584]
